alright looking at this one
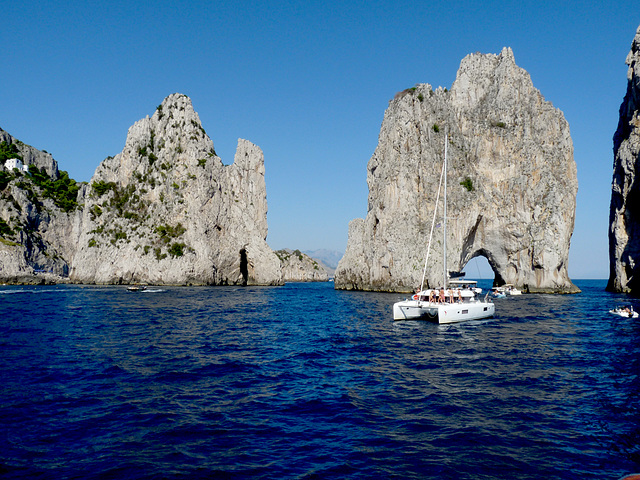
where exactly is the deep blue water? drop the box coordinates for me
[1,280,640,479]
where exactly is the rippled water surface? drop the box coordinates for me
[2,280,640,479]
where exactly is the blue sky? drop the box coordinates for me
[3,1,638,279]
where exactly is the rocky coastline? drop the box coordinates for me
[0,95,325,286]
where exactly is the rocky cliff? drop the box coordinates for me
[609,25,640,294]
[0,94,283,286]
[0,129,84,283]
[276,249,329,282]
[335,48,579,293]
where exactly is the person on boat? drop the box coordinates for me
[458,289,463,303]
[429,289,435,303]
[438,287,445,303]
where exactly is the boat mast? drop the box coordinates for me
[419,145,446,292]
[443,129,447,290]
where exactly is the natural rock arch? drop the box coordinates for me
[460,250,503,285]
[335,48,579,294]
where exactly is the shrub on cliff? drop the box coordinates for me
[0,218,14,237]
[0,170,14,190]
[91,180,116,197]
[0,141,21,162]
[460,177,474,191]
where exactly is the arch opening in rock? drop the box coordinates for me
[462,255,494,280]
[461,250,507,287]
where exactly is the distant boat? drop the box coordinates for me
[503,284,522,295]
[127,284,147,292]
[393,130,495,323]
[609,306,638,318]
[492,284,522,296]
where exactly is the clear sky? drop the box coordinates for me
[3,1,638,279]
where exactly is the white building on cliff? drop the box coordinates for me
[4,158,29,172]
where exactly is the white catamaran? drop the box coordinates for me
[393,131,495,323]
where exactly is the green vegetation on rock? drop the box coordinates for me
[0,141,21,162]
[91,180,116,197]
[156,223,186,243]
[168,242,186,257]
[0,218,14,237]
[0,170,14,190]
[27,165,80,212]
[460,177,474,191]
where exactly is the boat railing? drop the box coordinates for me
[415,288,481,305]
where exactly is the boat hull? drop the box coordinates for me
[393,300,495,323]
[127,286,147,292]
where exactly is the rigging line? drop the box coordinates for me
[419,150,446,292]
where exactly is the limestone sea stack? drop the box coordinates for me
[70,93,283,285]
[335,48,579,293]
[608,25,640,293]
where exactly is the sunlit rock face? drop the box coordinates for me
[609,25,640,294]
[70,93,283,285]
[0,128,84,283]
[335,48,579,294]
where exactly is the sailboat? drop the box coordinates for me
[393,131,495,323]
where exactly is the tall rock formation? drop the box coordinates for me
[335,48,579,293]
[71,93,282,285]
[609,25,640,293]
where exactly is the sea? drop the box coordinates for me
[1,279,639,480]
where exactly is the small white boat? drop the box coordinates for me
[609,306,638,318]
[127,284,147,292]
[393,130,494,324]
[491,284,522,297]
[503,284,522,295]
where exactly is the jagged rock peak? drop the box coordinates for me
[451,47,533,109]
[608,25,640,293]
[95,93,219,187]
[335,48,578,294]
